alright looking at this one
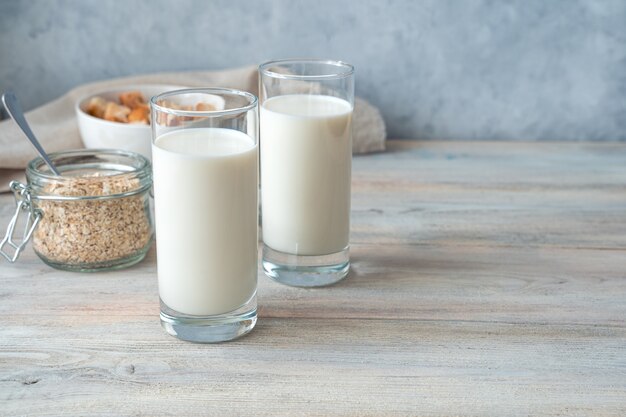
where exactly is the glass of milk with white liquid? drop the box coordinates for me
[259,59,354,287]
[150,88,259,342]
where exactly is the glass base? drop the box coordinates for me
[262,245,349,287]
[159,295,257,343]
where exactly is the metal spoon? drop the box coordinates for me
[2,91,61,176]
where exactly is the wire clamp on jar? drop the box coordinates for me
[0,180,43,263]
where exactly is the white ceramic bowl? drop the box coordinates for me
[75,85,226,160]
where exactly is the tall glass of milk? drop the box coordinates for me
[259,59,354,287]
[150,88,259,342]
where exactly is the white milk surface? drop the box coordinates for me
[153,128,258,316]
[261,94,352,256]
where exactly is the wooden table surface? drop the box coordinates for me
[1,140,625,416]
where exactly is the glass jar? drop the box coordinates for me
[0,149,154,271]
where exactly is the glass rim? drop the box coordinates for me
[150,87,258,117]
[259,58,355,80]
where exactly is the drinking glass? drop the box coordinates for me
[259,59,354,287]
[150,88,258,342]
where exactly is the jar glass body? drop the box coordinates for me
[26,149,154,272]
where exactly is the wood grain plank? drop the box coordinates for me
[1,318,624,417]
[0,243,624,326]
[356,141,626,187]
[351,141,626,249]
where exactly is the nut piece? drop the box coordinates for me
[103,102,131,123]
[128,105,150,124]
[155,99,216,126]
[195,102,216,111]
[86,97,108,118]
[119,91,146,109]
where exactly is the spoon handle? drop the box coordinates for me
[2,92,61,176]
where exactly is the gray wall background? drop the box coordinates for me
[1,0,625,140]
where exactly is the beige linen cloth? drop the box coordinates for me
[0,66,386,192]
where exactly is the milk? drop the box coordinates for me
[261,94,352,256]
[152,128,258,316]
